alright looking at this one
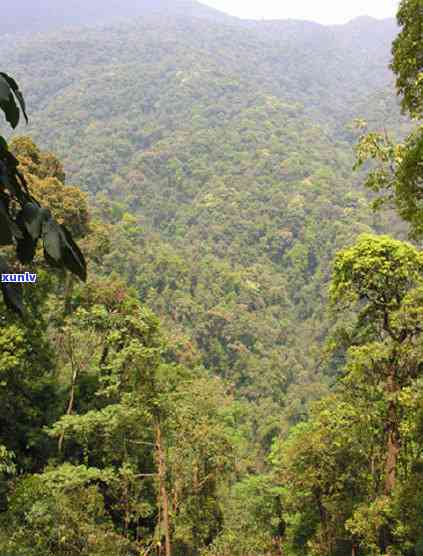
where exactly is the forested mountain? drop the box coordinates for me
[0,0,233,34]
[1,1,422,554]
[3,14,400,139]
[1,12,407,428]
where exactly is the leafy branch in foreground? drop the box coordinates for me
[354,124,423,238]
[391,0,423,121]
[0,72,86,315]
[354,0,423,240]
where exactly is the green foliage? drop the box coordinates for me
[1,473,132,555]
[0,73,28,129]
[355,0,422,239]
[0,73,87,314]
[0,14,405,429]
[272,394,379,555]
[391,0,423,119]
[355,126,423,238]
[0,315,58,471]
[0,4,421,555]
[276,233,423,555]
[330,233,423,314]
[202,475,285,556]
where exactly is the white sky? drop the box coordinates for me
[201,0,399,24]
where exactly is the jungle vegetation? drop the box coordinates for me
[0,0,422,554]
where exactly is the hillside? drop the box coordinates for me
[0,12,409,437]
[2,2,423,553]
[0,0,233,34]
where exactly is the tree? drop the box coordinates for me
[391,0,423,120]
[355,0,423,238]
[330,233,423,552]
[0,285,60,472]
[0,73,86,315]
[271,393,378,556]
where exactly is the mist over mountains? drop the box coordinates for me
[1,0,396,35]
[1,0,234,34]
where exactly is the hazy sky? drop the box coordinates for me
[201,0,399,24]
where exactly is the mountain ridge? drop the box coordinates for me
[1,13,402,180]
[1,0,397,36]
[0,0,234,35]
[0,2,411,462]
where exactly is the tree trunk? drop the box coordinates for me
[314,491,333,555]
[156,421,171,556]
[379,368,401,552]
[63,273,74,316]
[58,333,80,454]
[384,370,400,495]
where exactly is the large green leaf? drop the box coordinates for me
[0,73,28,129]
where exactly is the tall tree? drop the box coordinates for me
[355,0,423,238]
[330,233,423,552]
[391,0,423,120]
[0,74,86,315]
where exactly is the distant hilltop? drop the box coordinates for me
[0,0,234,34]
[1,0,395,35]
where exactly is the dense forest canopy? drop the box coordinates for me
[0,0,422,554]
[0,9,408,426]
